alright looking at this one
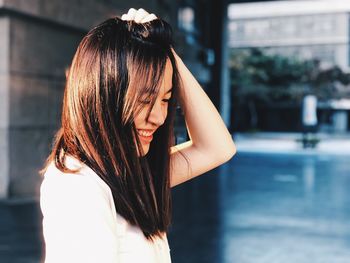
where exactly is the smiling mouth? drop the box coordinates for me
[137,129,154,143]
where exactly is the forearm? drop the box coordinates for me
[174,52,236,160]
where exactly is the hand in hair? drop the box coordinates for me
[121,8,157,23]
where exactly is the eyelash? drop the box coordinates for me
[140,98,171,104]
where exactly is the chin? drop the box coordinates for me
[141,146,150,156]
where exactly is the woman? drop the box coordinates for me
[40,8,236,263]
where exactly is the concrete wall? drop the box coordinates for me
[7,15,84,197]
[2,0,156,30]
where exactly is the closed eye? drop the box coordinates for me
[139,97,171,105]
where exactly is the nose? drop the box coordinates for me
[147,100,167,127]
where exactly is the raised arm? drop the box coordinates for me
[170,50,236,187]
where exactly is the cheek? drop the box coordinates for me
[134,107,148,125]
[163,105,169,119]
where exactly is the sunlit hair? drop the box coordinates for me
[41,17,182,240]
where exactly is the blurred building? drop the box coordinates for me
[228,0,350,132]
[228,1,350,71]
[0,0,226,198]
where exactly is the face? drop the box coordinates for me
[134,59,173,156]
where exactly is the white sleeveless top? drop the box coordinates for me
[40,156,172,263]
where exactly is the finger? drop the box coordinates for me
[134,8,149,23]
[141,13,157,23]
[121,14,130,21]
[127,8,137,19]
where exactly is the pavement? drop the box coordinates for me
[171,150,350,263]
[233,132,350,155]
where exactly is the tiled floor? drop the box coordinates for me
[169,152,350,263]
[1,152,350,262]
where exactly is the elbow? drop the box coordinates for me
[224,143,237,162]
[219,140,237,164]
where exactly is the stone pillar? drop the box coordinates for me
[0,17,10,198]
[7,14,85,197]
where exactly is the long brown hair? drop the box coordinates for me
[42,17,181,240]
